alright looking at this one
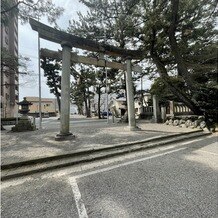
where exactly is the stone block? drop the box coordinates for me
[11,119,36,132]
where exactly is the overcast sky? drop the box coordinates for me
[18,0,88,100]
[18,0,151,100]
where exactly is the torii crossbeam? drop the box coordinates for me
[29,18,143,59]
[40,48,142,73]
[29,18,143,140]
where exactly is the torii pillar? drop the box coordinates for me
[126,58,141,131]
[29,19,143,137]
[55,42,75,141]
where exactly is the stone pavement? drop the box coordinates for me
[1,115,199,166]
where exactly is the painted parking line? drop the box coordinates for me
[69,177,89,218]
[69,147,187,218]
[75,147,186,179]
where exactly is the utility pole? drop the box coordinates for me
[105,60,109,124]
[101,20,109,124]
[38,16,42,129]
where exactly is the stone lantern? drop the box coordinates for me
[12,97,36,132]
[18,97,32,116]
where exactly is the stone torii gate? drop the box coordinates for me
[29,18,144,140]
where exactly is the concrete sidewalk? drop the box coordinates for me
[1,117,199,166]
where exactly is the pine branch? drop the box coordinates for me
[1,0,39,14]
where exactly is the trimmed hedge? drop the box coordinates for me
[1,117,20,125]
[1,117,20,121]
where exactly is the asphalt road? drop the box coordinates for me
[1,134,217,218]
[32,116,117,130]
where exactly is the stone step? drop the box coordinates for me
[1,131,210,181]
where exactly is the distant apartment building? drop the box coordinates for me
[25,97,59,117]
[1,0,19,118]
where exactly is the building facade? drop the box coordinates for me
[25,97,58,117]
[1,1,19,118]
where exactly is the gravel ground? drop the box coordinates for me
[1,117,197,165]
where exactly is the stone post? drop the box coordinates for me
[161,106,166,123]
[125,59,140,131]
[169,101,174,116]
[55,42,75,141]
[153,95,161,123]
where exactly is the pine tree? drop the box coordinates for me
[68,0,144,118]
[41,58,61,112]
[141,0,218,123]
[1,0,64,25]
[70,65,95,117]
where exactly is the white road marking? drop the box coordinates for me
[73,147,187,179]
[69,177,89,218]
[68,147,187,218]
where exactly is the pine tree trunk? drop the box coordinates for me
[151,54,202,115]
[86,88,91,117]
[83,91,89,117]
[78,105,84,115]
[149,10,202,116]
[168,0,196,91]
[56,94,61,113]
[53,78,61,113]
[97,86,102,119]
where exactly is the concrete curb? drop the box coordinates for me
[1,129,203,170]
[1,130,211,181]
